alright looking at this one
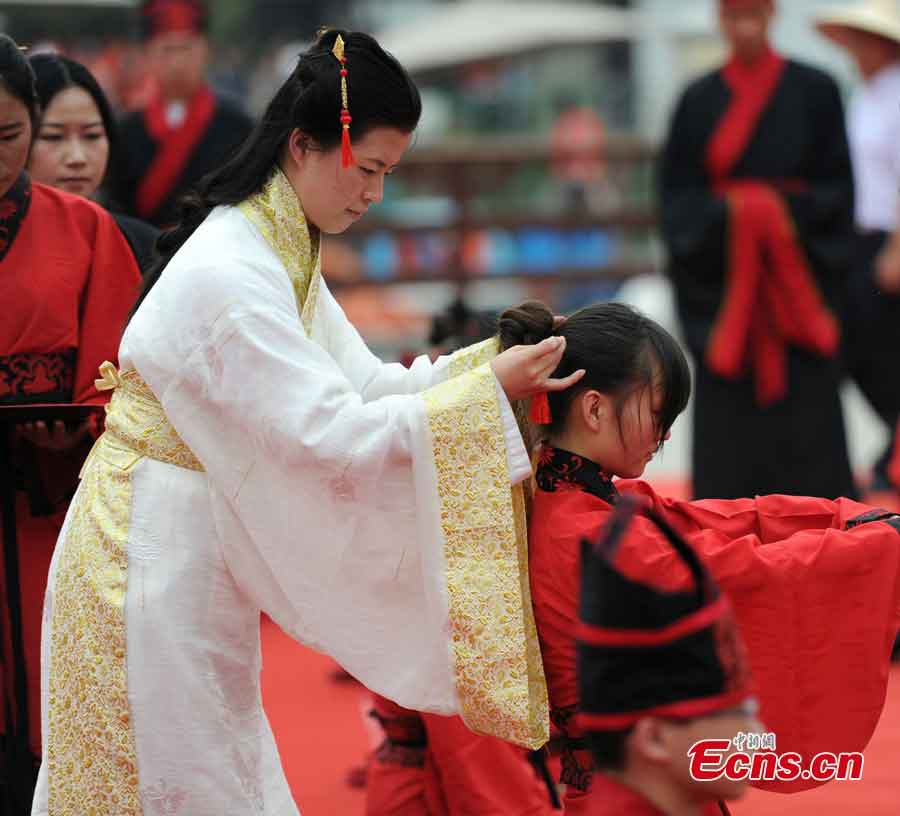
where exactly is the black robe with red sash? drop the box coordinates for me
[117,85,254,226]
[659,50,856,500]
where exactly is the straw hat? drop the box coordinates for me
[816,0,900,47]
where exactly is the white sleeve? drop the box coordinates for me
[319,281,531,484]
[495,378,533,485]
[318,282,449,398]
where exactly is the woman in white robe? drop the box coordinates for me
[32,29,585,816]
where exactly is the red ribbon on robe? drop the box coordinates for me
[135,85,216,221]
[704,49,839,405]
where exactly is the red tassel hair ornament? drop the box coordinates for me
[332,34,356,169]
[529,392,552,425]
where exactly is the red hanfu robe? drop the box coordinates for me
[582,774,730,816]
[529,447,900,810]
[0,175,141,756]
[366,694,557,815]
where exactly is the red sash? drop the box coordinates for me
[135,85,216,220]
[704,49,839,405]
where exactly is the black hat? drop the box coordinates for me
[577,496,755,732]
[140,0,208,41]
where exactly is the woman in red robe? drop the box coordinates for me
[0,35,141,798]
[495,301,900,813]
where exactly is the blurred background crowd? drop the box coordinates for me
[8,0,893,493]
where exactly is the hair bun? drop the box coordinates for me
[498,301,555,350]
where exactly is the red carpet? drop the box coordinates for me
[261,616,371,815]
[262,615,900,815]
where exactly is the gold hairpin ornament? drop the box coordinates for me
[332,34,355,168]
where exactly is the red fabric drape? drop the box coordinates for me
[706,49,785,181]
[531,482,900,795]
[706,182,840,405]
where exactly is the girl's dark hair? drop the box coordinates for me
[0,34,39,131]
[28,53,120,199]
[499,301,691,440]
[130,28,421,318]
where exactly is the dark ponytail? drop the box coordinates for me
[499,300,691,438]
[130,27,421,319]
[0,34,39,131]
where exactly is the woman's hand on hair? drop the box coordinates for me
[491,336,585,402]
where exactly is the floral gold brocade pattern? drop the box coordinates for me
[47,438,141,814]
[238,168,321,334]
[448,337,500,378]
[47,370,203,813]
[422,363,549,750]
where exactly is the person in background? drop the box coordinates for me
[576,497,759,816]
[116,0,254,226]
[815,0,900,506]
[659,0,857,500]
[0,34,141,805]
[549,93,610,213]
[28,52,159,273]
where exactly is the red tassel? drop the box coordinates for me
[341,127,355,168]
[530,392,552,425]
[340,110,355,168]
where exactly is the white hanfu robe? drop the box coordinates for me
[32,170,548,815]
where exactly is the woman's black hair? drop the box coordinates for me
[498,301,691,441]
[28,53,121,200]
[129,27,421,319]
[0,34,39,131]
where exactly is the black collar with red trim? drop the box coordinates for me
[535,445,618,504]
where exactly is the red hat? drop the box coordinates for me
[140,0,207,41]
